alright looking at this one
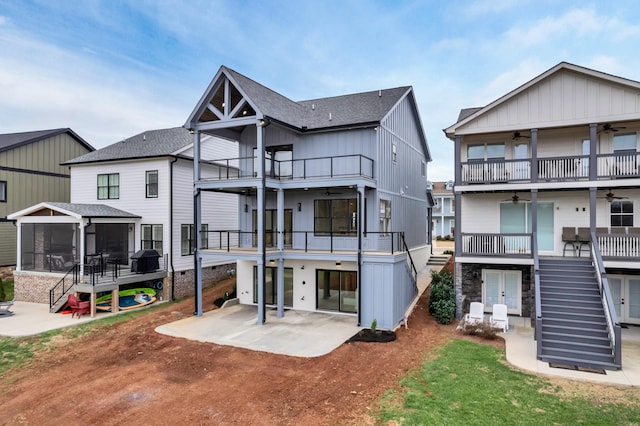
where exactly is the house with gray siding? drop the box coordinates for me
[9,127,238,314]
[430,180,455,239]
[0,128,94,267]
[445,62,640,370]
[185,66,432,330]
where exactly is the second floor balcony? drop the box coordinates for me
[460,152,640,185]
[201,154,374,182]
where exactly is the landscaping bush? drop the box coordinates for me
[456,319,499,340]
[428,270,455,324]
[432,299,456,324]
[443,249,453,255]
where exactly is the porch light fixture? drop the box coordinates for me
[269,259,275,265]
[259,117,271,127]
[336,260,342,267]
[188,128,194,135]
[244,204,248,212]
[297,202,302,212]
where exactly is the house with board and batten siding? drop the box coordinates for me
[445,62,640,371]
[185,66,433,330]
[0,128,94,267]
[9,127,238,314]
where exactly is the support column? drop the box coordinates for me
[453,135,462,257]
[590,187,597,234]
[531,128,538,183]
[589,123,598,180]
[357,184,365,326]
[530,189,538,249]
[15,222,21,271]
[193,130,203,316]
[276,188,285,318]
[257,120,267,325]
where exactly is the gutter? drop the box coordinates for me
[169,156,178,301]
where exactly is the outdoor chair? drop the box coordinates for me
[0,296,15,317]
[561,226,578,256]
[463,302,484,326]
[68,294,90,319]
[577,227,591,256]
[490,304,509,332]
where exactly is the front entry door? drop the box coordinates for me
[482,269,521,315]
[609,276,640,325]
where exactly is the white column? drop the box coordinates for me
[15,222,21,271]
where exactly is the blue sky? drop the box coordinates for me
[2,0,640,181]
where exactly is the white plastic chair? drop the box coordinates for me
[490,304,509,332]
[463,302,484,326]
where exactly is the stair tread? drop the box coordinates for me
[542,347,614,362]
[541,338,612,349]
[539,354,620,370]
[542,331,610,341]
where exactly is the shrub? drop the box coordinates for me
[370,318,377,333]
[443,249,454,255]
[429,270,455,324]
[456,319,499,340]
[0,278,4,301]
[432,299,456,324]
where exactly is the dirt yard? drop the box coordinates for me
[0,278,627,425]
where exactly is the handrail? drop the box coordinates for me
[400,232,418,292]
[532,232,542,359]
[590,231,622,367]
[49,263,80,309]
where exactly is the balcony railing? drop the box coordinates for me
[200,154,374,181]
[597,233,640,258]
[204,230,407,254]
[461,233,532,256]
[460,152,640,184]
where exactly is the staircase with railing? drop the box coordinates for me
[49,264,80,312]
[535,237,621,370]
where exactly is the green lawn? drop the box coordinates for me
[377,339,640,425]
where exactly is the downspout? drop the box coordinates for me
[169,156,178,301]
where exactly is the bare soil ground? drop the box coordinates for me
[0,279,634,425]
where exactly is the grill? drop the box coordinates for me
[130,249,160,273]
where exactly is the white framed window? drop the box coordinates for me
[379,199,391,234]
[467,143,505,160]
[449,199,455,212]
[613,133,637,154]
[392,143,397,162]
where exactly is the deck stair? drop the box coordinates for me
[538,257,618,370]
[427,254,450,266]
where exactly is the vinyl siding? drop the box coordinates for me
[0,132,92,265]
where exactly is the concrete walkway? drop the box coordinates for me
[503,320,640,386]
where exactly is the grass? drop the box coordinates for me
[377,339,640,425]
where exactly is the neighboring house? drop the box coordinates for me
[184,66,433,330]
[444,62,640,370]
[9,127,238,313]
[430,180,455,239]
[0,129,94,266]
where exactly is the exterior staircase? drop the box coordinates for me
[538,257,618,370]
[427,254,450,267]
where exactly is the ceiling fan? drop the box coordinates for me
[503,192,529,204]
[598,189,628,203]
[598,123,627,134]
[512,131,531,140]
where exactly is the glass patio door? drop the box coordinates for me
[609,276,640,324]
[253,266,293,307]
[482,269,521,315]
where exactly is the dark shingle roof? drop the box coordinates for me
[457,108,482,123]
[65,127,191,165]
[224,67,411,130]
[0,128,94,153]
[46,202,140,218]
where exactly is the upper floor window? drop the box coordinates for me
[314,199,357,236]
[445,181,454,190]
[421,161,426,177]
[97,173,119,199]
[0,180,6,202]
[379,199,391,234]
[468,143,505,161]
[181,224,208,255]
[611,200,633,227]
[141,224,163,253]
[392,143,397,162]
[613,133,637,154]
[146,170,158,198]
[450,199,455,212]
